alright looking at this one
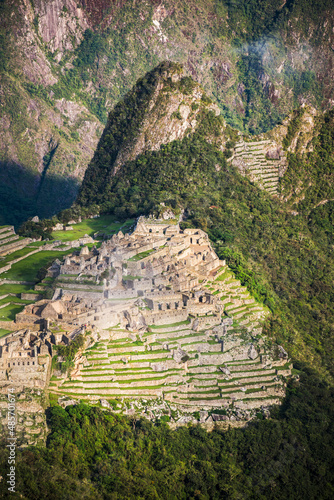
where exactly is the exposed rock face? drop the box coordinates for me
[1,1,333,222]
[35,0,89,57]
[248,344,258,360]
[77,61,223,205]
[111,65,220,174]
[266,147,282,160]
[220,366,231,375]
[173,348,188,363]
[269,106,318,155]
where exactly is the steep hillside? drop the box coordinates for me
[1,0,334,223]
[70,63,334,383]
[77,61,224,207]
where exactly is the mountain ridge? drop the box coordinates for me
[1,0,334,223]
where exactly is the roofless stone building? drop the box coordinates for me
[0,217,292,423]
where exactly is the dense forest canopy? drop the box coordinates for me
[1,367,333,499]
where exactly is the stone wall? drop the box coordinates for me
[0,238,30,257]
[0,320,16,331]
[143,309,188,326]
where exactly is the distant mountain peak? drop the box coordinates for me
[77,62,221,205]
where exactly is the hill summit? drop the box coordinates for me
[77,61,223,209]
[76,61,294,218]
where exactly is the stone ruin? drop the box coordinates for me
[2,217,293,422]
[15,217,223,332]
[0,330,52,389]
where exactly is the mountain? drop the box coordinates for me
[70,62,334,383]
[1,0,334,224]
[1,62,334,500]
[77,61,222,208]
[0,10,334,496]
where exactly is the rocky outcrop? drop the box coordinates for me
[35,0,89,58]
[1,0,333,221]
[111,64,220,174]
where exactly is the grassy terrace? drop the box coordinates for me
[0,232,15,242]
[108,349,170,357]
[149,319,191,329]
[0,304,25,321]
[0,297,33,307]
[27,241,49,248]
[0,284,35,295]
[52,215,134,242]
[128,249,155,261]
[0,236,26,248]
[0,296,34,321]
[0,246,42,269]
[0,328,11,338]
[80,374,178,383]
[0,249,74,282]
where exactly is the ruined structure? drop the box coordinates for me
[0,329,52,388]
[1,217,292,422]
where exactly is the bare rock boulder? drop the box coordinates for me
[248,344,258,360]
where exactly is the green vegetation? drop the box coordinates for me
[0,328,11,338]
[1,8,334,498]
[54,334,86,374]
[224,0,334,42]
[1,0,333,225]
[0,297,32,307]
[0,284,33,295]
[150,320,191,329]
[0,246,40,268]
[0,303,24,321]
[52,215,133,241]
[0,367,333,499]
[75,87,334,379]
[128,249,155,261]
[0,250,73,283]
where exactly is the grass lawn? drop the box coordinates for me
[0,297,33,306]
[0,284,33,295]
[149,319,191,329]
[128,249,155,261]
[27,241,48,248]
[0,303,25,321]
[0,246,40,268]
[0,249,73,282]
[0,328,11,338]
[214,270,234,282]
[52,216,135,242]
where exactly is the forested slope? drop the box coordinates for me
[1,0,334,223]
[1,368,333,499]
[72,63,334,380]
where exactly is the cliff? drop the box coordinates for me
[77,61,223,206]
[1,0,334,223]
